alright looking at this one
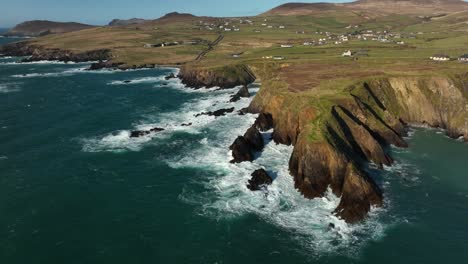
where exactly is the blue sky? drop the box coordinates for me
[0,0,351,27]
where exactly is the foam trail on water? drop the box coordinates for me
[0,83,20,93]
[82,82,255,152]
[108,76,165,85]
[0,60,96,65]
[10,67,122,78]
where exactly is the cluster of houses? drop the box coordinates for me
[143,39,204,48]
[430,54,468,62]
[262,56,285,60]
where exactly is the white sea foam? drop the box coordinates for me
[0,60,96,65]
[81,80,387,255]
[82,84,253,152]
[0,56,12,59]
[108,76,165,85]
[384,161,421,186]
[0,83,20,93]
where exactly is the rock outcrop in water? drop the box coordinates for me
[130,127,164,138]
[247,74,468,223]
[230,124,264,163]
[178,64,256,89]
[195,107,235,117]
[247,169,273,191]
[230,85,250,102]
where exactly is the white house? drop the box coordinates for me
[342,50,352,57]
[279,26,285,29]
[458,54,468,62]
[273,56,285,60]
[224,28,232,31]
[281,44,293,48]
[430,54,450,61]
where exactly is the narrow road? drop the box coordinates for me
[195,34,224,61]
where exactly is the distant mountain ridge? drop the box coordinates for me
[264,0,468,15]
[3,20,95,37]
[108,18,149,26]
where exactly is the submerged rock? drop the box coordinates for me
[247,169,273,191]
[130,127,164,138]
[195,107,235,117]
[230,85,250,102]
[181,123,192,126]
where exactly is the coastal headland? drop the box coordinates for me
[2,0,467,223]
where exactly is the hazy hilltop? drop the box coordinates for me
[264,0,468,15]
[4,20,95,37]
[108,18,149,26]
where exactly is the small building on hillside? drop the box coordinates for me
[342,50,352,57]
[281,44,293,48]
[273,56,285,60]
[430,54,450,61]
[458,54,468,62]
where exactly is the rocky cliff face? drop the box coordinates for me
[178,65,256,89]
[0,41,112,62]
[248,75,467,223]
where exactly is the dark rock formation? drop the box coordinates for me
[254,113,274,131]
[178,64,256,89]
[230,137,253,163]
[247,169,273,191]
[88,61,123,70]
[130,127,164,138]
[230,85,250,102]
[229,124,264,163]
[334,163,383,223]
[237,107,249,115]
[195,107,235,117]
[165,73,177,80]
[244,125,264,151]
[181,123,192,126]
